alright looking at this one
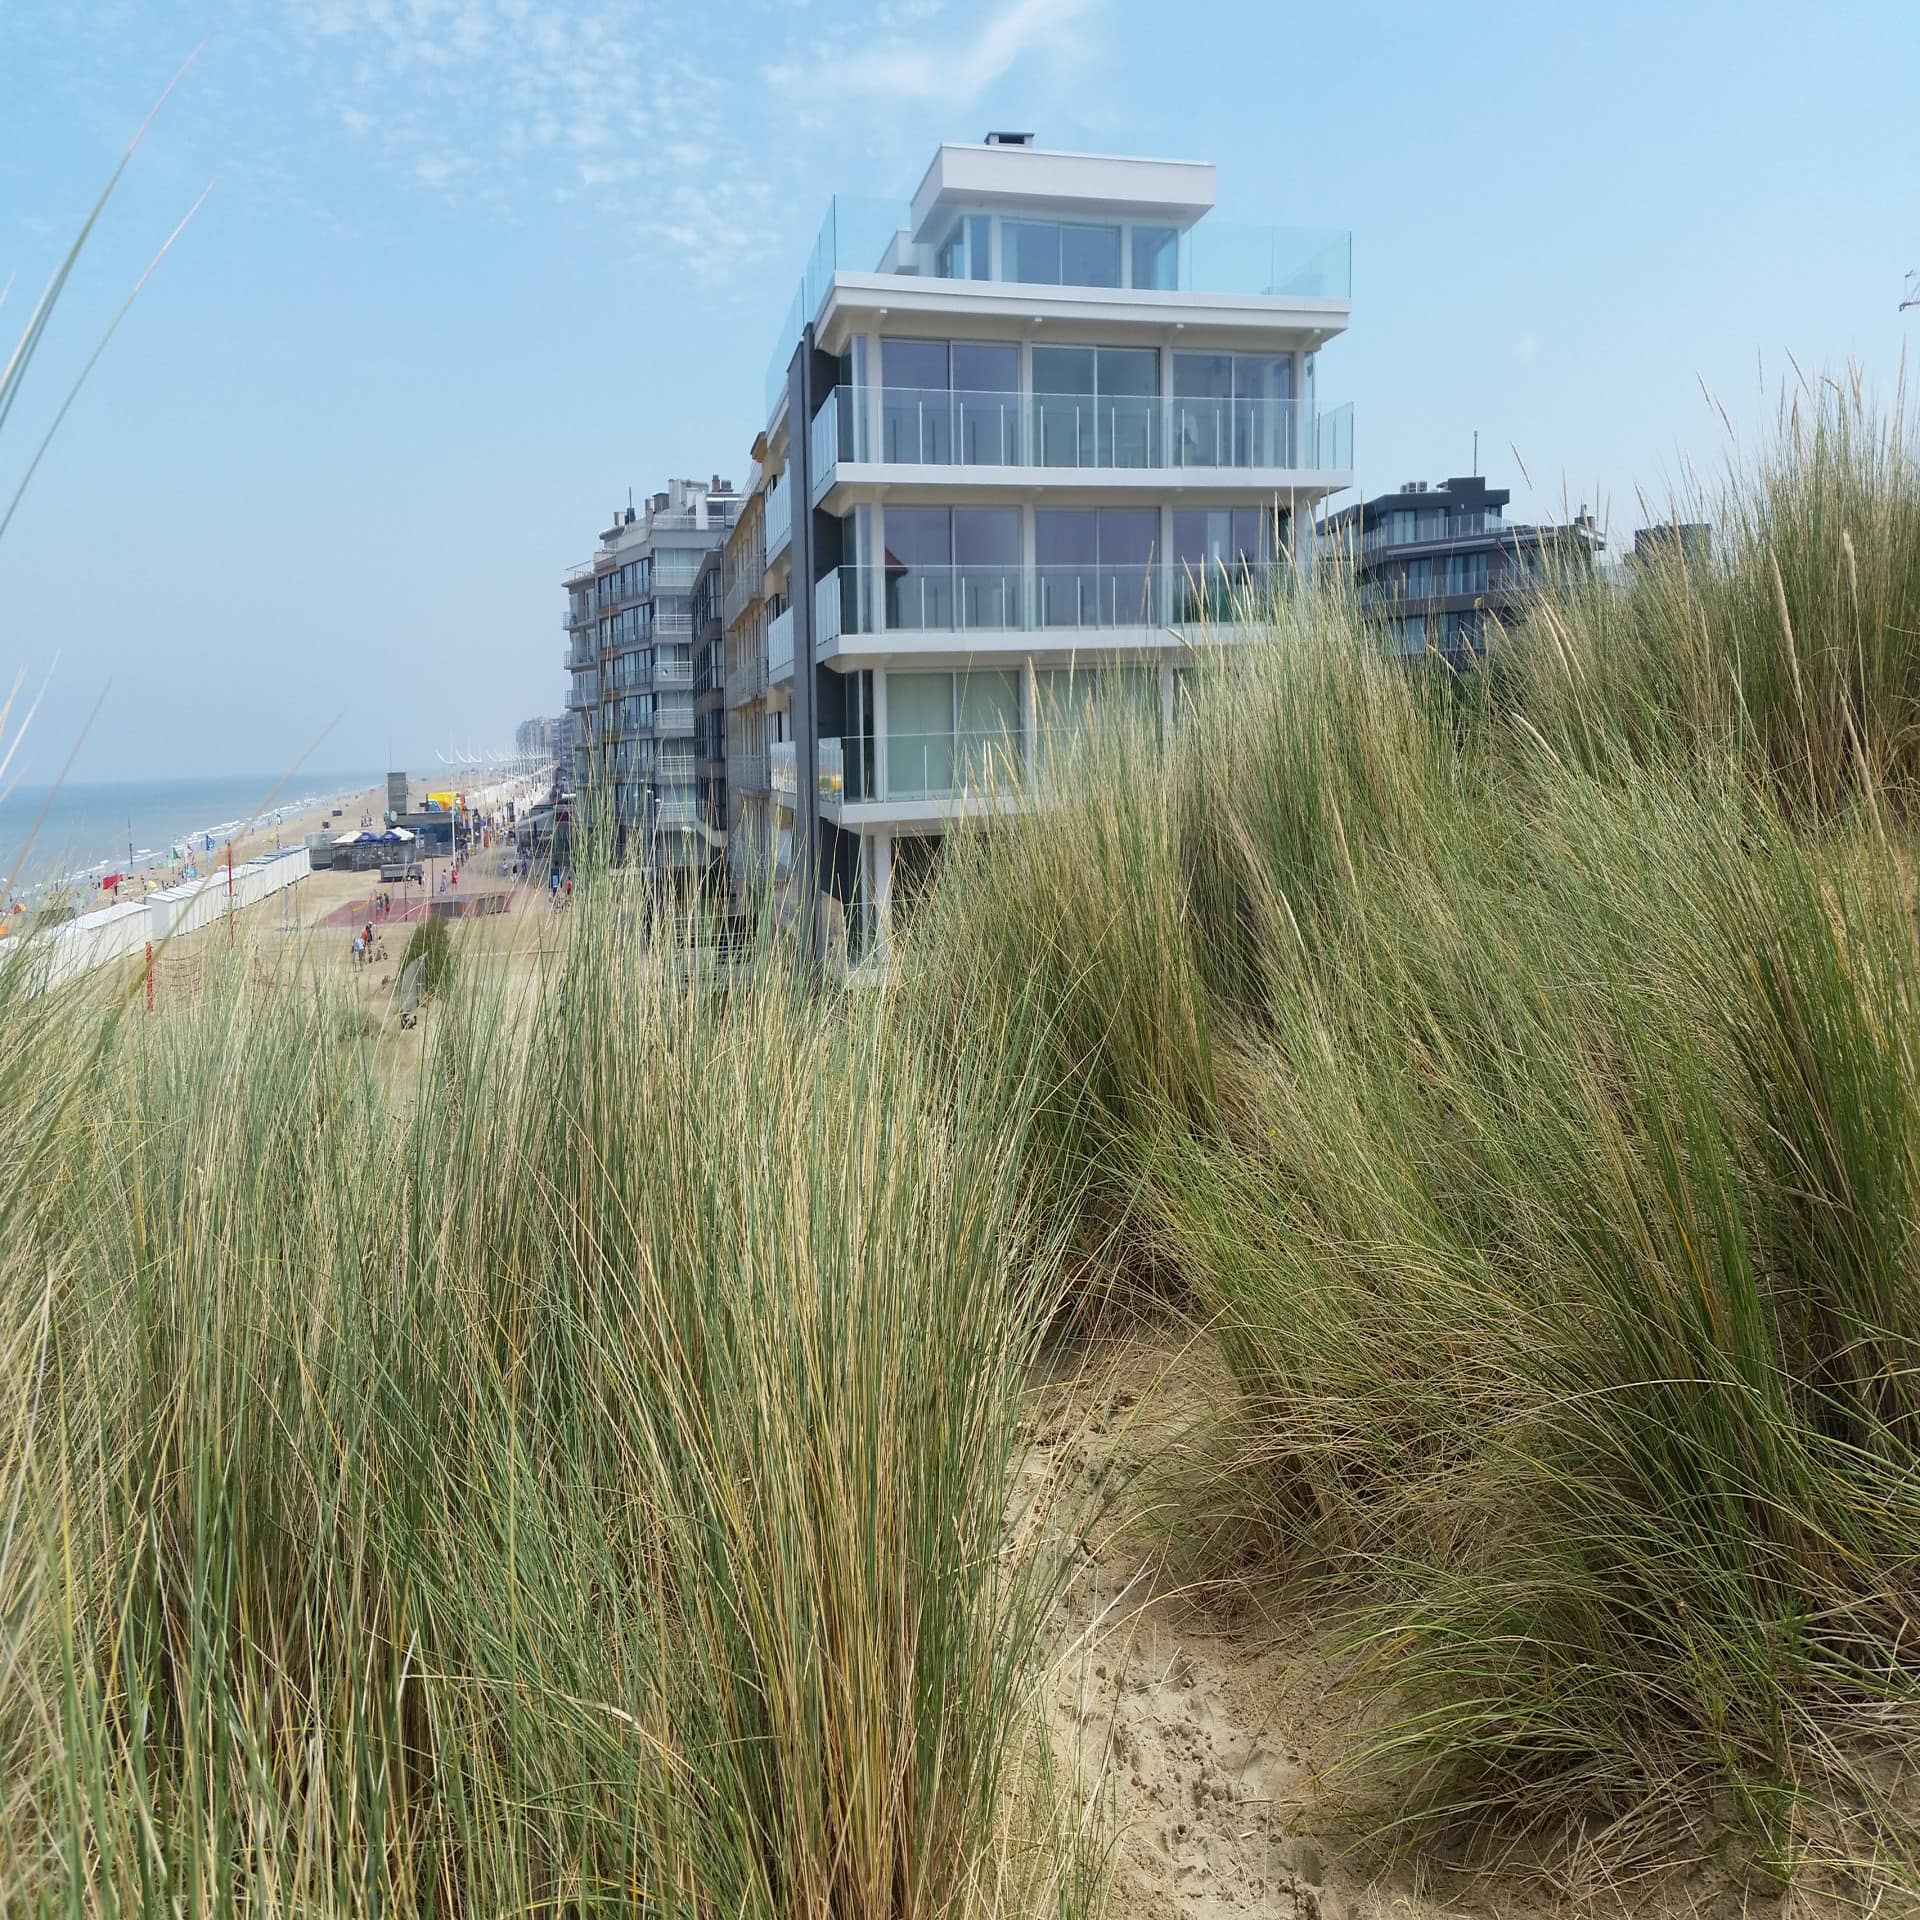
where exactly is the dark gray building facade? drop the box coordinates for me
[1320,476,1603,662]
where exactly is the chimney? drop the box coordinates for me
[985,130,1034,146]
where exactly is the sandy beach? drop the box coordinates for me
[135,780,390,892]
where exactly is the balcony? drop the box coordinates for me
[770,741,797,798]
[1348,511,1506,559]
[810,386,1351,482]
[731,751,768,794]
[654,660,694,687]
[727,643,769,706]
[654,701,696,738]
[763,195,1353,421]
[767,605,795,684]
[765,480,792,564]
[813,558,1293,641]
[567,675,598,710]
[723,551,766,627]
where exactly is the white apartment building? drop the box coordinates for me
[754,133,1353,958]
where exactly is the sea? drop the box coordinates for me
[0,771,385,899]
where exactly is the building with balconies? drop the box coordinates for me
[560,476,741,865]
[1318,476,1604,664]
[755,132,1353,960]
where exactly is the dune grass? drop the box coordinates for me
[910,390,1920,1896]
[0,894,1095,1916]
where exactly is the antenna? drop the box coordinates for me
[1472,429,1479,477]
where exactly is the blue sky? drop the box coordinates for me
[1,0,1916,781]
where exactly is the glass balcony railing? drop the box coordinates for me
[880,729,1022,804]
[765,480,792,563]
[808,386,1352,479]
[814,559,1294,639]
[764,196,1352,424]
[1180,223,1351,301]
[767,605,795,682]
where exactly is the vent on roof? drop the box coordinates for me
[985,130,1034,146]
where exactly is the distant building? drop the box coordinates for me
[513,715,565,762]
[1629,521,1713,572]
[1319,476,1604,663]
[561,477,742,870]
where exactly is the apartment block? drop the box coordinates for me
[1319,476,1604,662]
[753,132,1354,959]
[561,477,742,871]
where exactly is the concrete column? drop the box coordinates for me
[1018,334,1034,466]
[1160,657,1176,737]
[873,667,890,802]
[871,828,894,955]
[866,328,884,461]
[1019,658,1035,781]
[1021,502,1037,631]
[1158,340,1174,471]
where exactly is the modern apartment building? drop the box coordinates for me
[754,132,1354,959]
[1319,475,1604,663]
[561,477,741,868]
[721,463,777,895]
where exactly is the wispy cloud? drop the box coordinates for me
[764,0,1100,109]
[276,0,780,277]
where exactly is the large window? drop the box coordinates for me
[879,338,1021,464]
[1445,551,1490,596]
[886,669,1019,798]
[1031,344,1158,467]
[935,213,992,281]
[1035,506,1159,627]
[1034,664,1159,770]
[881,507,1021,630]
[1171,351,1297,466]
[1004,219,1122,288]
[1172,507,1277,619]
